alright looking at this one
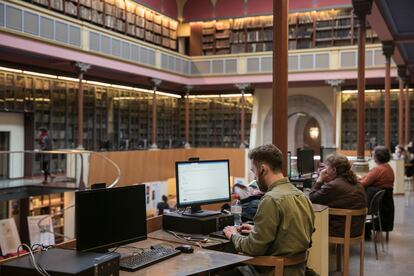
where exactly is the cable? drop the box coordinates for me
[17,244,50,276]
[166,230,202,248]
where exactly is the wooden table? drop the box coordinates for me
[150,204,329,276]
[119,238,251,275]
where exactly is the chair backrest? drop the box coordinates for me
[242,251,308,276]
[368,189,386,216]
[329,208,367,241]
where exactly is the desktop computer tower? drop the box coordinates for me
[0,248,120,276]
[163,212,234,235]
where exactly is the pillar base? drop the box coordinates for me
[239,143,246,149]
[351,159,370,174]
[149,143,159,150]
[184,143,191,149]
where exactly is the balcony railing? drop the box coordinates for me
[1,0,388,79]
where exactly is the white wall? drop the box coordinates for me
[0,112,24,178]
[250,86,334,151]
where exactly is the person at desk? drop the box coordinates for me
[223,144,315,276]
[360,146,395,236]
[157,195,170,215]
[308,154,366,237]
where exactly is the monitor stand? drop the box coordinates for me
[182,204,221,217]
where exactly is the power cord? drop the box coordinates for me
[17,243,50,276]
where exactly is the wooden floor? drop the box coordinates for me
[330,178,414,275]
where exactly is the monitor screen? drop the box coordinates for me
[287,151,292,178]
[176,160,231,208]
[297,149,315,176]
[320,146,337,162]
[75,185,147,252]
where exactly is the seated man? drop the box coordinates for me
[309,154,367,237]
[223,144,315,276]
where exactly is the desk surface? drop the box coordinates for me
[149,230,228,248]
[119,238,251,276]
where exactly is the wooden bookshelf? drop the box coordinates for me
[200,8,379,55]
[184,96,253,147]
[29,193,65,244]
[28,0,178,51]
[340,91,407,150]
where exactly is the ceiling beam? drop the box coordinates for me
[395,35,414,44]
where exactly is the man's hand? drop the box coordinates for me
[237,224,254,235]
[223,226,238,240]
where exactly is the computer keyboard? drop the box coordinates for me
[119,247,181,272]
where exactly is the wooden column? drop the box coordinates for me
[273,0,288,175]
[150,78,162,150]
[326,79,344,146]
[75,62,91,149]
[405,83,411,145]
[352,0,373,162]
[398,66,406,146]
[235,83,250,148]
[184,85,193,149]
[382,42,394,148]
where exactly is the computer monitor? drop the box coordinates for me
[320,146,337,163]
[176,159,231,217]
[75,185,147,252]
[297,148,315,177]
[287,151,292,178]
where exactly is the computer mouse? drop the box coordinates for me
[175,244,194,254]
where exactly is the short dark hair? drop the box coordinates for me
[374,146,391,164]
[248,144,283,172]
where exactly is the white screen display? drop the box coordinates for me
[177,160,230,206]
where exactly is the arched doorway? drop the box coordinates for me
[262,95,333,153]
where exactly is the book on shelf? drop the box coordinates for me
[33,0,49,7]
[216,40,230,49]
[51,0,64,11]
[65,1,77,16]
[136,27,145,38]
[92,0,103,11]
[80,7,92,21]
[169,39,176,49]
[154,24,162,34]
[231,44,245,53]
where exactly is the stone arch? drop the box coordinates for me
[263,95,333,152]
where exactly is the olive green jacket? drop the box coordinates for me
[231,177,315,276]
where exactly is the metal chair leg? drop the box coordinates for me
[372,214,378,260]
[378,211,384,252]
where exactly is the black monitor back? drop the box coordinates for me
[297,148,314,176]
[75,185,147,252]
[320,146,337,162]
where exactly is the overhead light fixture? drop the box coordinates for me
[309,127,319,140]
[23,71,57,79]
[156,91,182,98]
[0,66,22,73]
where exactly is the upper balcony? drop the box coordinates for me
[0,0,395,87]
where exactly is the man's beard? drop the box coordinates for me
[256,175,268,192]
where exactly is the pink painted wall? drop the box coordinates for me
[216,0,245,18]
[135,0,177,19]
[184,0,351,22]
[183,0,214,22]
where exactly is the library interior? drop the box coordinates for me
[0,0,414,275]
